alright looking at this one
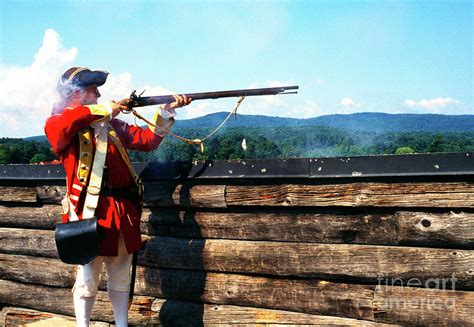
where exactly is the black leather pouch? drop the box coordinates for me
[55,218,99,265]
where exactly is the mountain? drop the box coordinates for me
[173,112,474,133]
[23,112,474,142]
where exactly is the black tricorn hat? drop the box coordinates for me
[57,67,109,95]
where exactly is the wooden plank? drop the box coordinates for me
[143,182,226,208]
[0,204,62,229]
[3,256,472,325]
[0,307,109,326]
[0,305,398,327]
[141,209,474,248]
[0,253,76,287]
[2,228,472,290]
[0,279,156,324]
[225,182,474,207]
[141,237,474,290]
[0,279,391,325]
[1,206,472,249]
[0,228,57,258]
[0,186,37,202]
[373,285,474,326]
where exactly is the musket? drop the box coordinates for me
[127,85,299,109]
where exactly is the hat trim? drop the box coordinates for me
[59,67,88,86]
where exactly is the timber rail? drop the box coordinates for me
[0,152,473,325]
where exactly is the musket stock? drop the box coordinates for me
[128,85,299,109]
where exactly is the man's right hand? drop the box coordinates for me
[110,98,132,118]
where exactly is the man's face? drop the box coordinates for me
[80,85,101,105]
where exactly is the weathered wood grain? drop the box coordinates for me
[0,307,109,326]
[2,228,472,289]
[226,182,474,207]
[0,228,57,258]
[3,255,472,325]
[0,280,392,325]
[373,285,474,326]
[143,182,226,207]
[0,204,62,229]
[0,279,157,324]
[141,237,474,289]
[0,186,38,202]
[142,209,474,248]
[2,181,473,208]
[2,207,473,249]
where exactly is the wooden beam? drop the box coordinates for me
[141,209,474,248]
[141,237,474,290]
[0,307,109,326]
[0,186,37,203]
[2,180,473,208]
[373,285,474,326]
[143,182,226,208]
[2,228,472,289]
[0,280,394,325]
[0,204,62,229]
[226,182,474,207]
[2,255,472,326]
[2,206,472,249]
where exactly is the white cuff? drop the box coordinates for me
[160,108,176,120]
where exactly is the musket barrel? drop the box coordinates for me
[130,85,298,108]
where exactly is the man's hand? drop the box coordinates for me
[161,95,192,111]
[110,98,132,118]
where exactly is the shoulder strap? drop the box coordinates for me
[82,121,109,220]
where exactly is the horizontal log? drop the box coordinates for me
[143,182,226,208]
[0,204,62,229]
[2,228,472,289]
[0,280,392,325]
[1,255,374,320]
[141,237,474,289]
[374,285,474,326]
[2,255,472,325]
[2,206,472,249]
[0,307,109,326]
[0,228,57,258]
[142,209,474,248]
[0,279,158,324]
[226,182,474,207]
[2,180,473,208]
[0,186,37,202]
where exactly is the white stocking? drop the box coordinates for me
[108,289,129,327]
[73,292,96,327]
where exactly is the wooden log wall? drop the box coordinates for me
[0,153,473,326]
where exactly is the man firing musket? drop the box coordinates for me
[44,66,297,327]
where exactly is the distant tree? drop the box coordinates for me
[395,146,415,155]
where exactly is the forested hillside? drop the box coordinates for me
[3,113,473,164]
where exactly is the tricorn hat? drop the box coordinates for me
[57,67,109,95]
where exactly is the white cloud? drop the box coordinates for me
[340,97,360,107]
[0,29,176,137]
[404,97,461,112]
[0,29,77,137]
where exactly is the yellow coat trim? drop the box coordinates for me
[86,103,112,123]
[77,128,93,185]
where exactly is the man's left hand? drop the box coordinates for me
[161,95,192,111]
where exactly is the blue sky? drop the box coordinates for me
[0,0,472,137]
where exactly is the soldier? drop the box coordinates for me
[45,67,191,326]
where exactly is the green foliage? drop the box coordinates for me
[0,138,57,164]
[2,128,474,164]
[395,147,415,155]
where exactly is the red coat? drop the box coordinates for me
[45,104,164,256]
